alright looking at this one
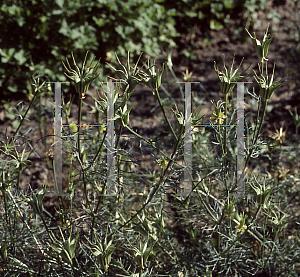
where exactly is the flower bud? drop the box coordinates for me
[26,186,47,217]
[246,24,276,63]
[62,51,101,95]
[214,55,249,94]
[253,62,285,101]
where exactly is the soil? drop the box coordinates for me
[1,0,300,214]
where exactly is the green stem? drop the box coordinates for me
[223,93,228,192]
[214,94,230,271]
[251,96,262,147]
[76,97,91,211]
[154,88,177,140]
[244,99,268,173]
[1,177,9,230]
[115,125,123,150]
[78,98,83,162]
[17,167,21,191]
[182,167,220,207]
[11,88,40,144]
[84,131,107,173]
[196,190,218,222]
[165,63,172,94]
[90,195,102,242]
[261,216,268,268]
[40,212,51,238]
[253,99,267,146]
[167,62,184,100]
[217,231,221,277]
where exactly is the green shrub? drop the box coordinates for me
[0,0,179,97]
[0,0,271,98]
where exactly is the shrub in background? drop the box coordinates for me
[0,0,269,98]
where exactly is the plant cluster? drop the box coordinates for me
[1,26,300,277]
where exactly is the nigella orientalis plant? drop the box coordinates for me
[244,27,286,169]
[207,25,288,265]
[213,55,250,196]
[62,51,101,210]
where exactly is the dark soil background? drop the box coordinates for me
[0,0,300,209]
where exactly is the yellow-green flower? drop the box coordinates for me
[99,125,106,133]
[235,211,248,234]
[171,104,185,127]
[210,100,227,125]
[235,223,247,233]
[210,111,226,125]
[158,156,168,170]
[268,208,288,230]
[277,166,290,181]
[182,69,195,82]
[249,176,275,208]
[70,123,78,132]
[224,199,236,220]
[269,124,287,144]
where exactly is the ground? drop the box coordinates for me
[0,0,299,213]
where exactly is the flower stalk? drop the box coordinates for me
[63,51,101,209]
